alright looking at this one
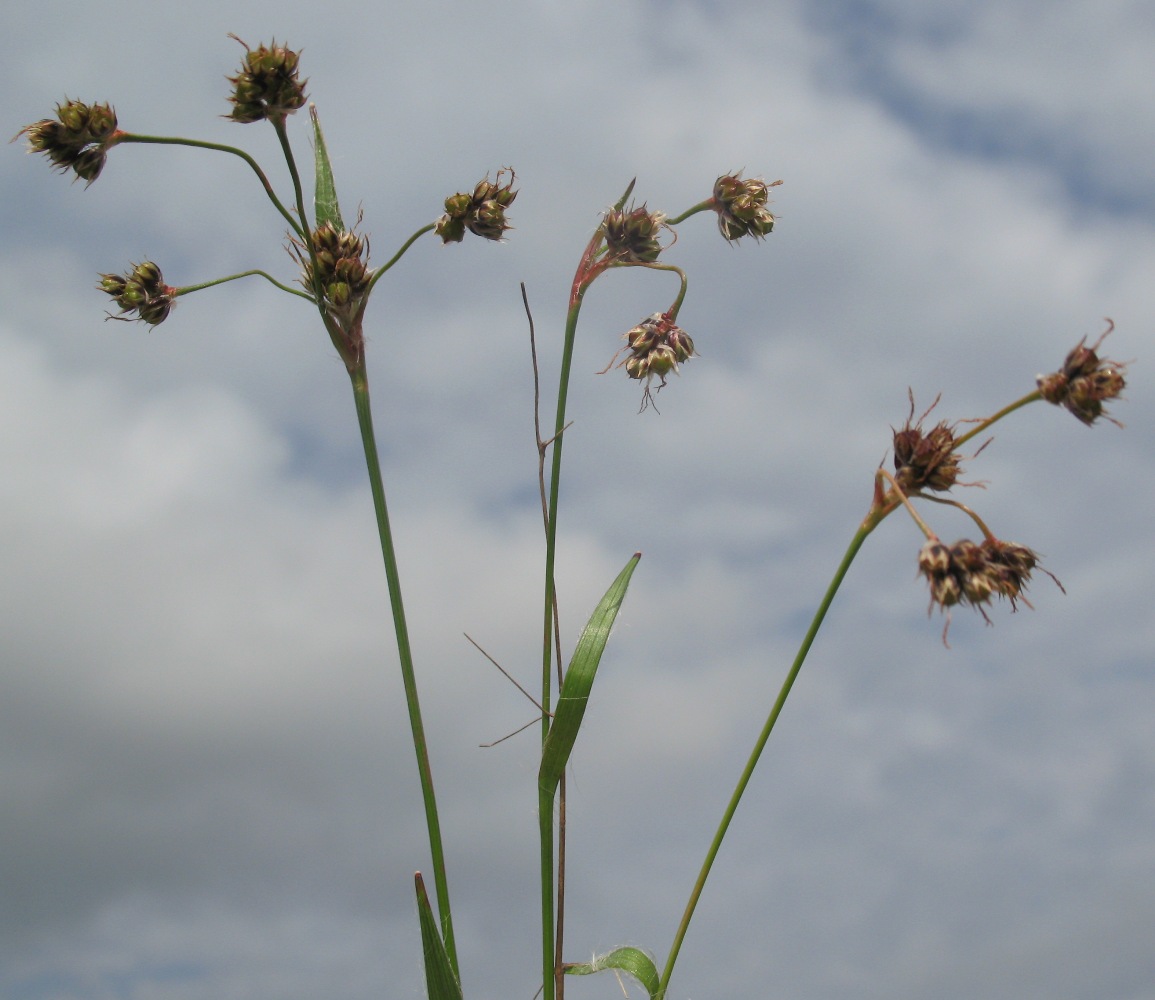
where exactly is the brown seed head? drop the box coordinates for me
[1037,320,1127,425]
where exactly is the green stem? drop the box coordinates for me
[367,224,437,294]
[657,504,890,999]
[349,366,459,979]
[175,269,313,300]
[115,133,303,236]
[539,293,587,1000]
[955,390,1041,448]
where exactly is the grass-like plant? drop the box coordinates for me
[15,37,1129,1000]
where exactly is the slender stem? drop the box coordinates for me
[114,132,303,236]
[176,269,313,300]
[657,504,890,999]
[955,390,1041,448]
[539,295,587,1000]
[349,366,459,979]
[367,224,437,294]
[664,199,715,226]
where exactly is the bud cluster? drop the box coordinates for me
[1037,322,1127,425]
[298,223,372,328]
[918,537,1046,620]
[226,37,308,124]
[98,261,175,325]
[621,312,696,387]
[712,173,780,242]
[436,169,518,243]
[16,100,119,185]
[602,205,666,263]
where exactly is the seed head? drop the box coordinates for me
[892,395,963,494]
[602,204,666,263]
[436,168,518,243]
[612,312,696,410]
[225,37,308,124]
[712,173,781,242]
[98,261,175,326]
[1036,320,1127,426]
[917,535,1058,643]
[15,100,119,186]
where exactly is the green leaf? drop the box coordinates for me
[564,946,661,999]
[415,873,463,1000]
[538,553,641,798]
[311,105,345,231]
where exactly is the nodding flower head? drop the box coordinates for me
[436,168,518,243]
[918,536,1060,643]
[1037,320,1127,426]
[602,204,666,263]
[712,173,781,242]
[98,261,175,326]
[609,312,696,410]
[226,36,308,124]
[16,100,119,186]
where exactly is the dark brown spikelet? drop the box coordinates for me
[1037,320,1127,426]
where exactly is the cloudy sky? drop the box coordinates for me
[3,1,1153,998]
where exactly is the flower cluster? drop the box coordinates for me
[15,99,119,185]
[226,37,308,124]
[602,205,666,263]
[918,536,1053,631]
[892,400,963,494]
[436,169,518,243]
[292,222,373,370]
[712,173,781,242]
[1037,320,1127,426]
[620,312,696,390]
[98,261,176,326]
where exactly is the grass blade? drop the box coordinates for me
[310,105,345,230]
[538,553,641,798]
[415,873,464,1000]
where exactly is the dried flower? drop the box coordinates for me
[602,204,666,263]
[918,535,1059,642]
[14,100,120,186]
[436,168,518,243]
[1037,320,1127,426]
[892,395,963,494]
[98,261,175,325]
[226,37,307,124]
[712,173,781,242]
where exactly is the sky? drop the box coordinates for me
[2,1,1154,999]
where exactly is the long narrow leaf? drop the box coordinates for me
[564,946,661,999]
[310,105,345,230]
[538,553,641,797]
[415,873,463,1000]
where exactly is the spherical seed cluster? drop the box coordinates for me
[98,261,175,326]
[621,312,696,386]
[17,100,118,185]
[602,205,666,263]
[1037,321,1127,425]
[436,169,518,243]
[226,38,308,124]
[712,173,780,242]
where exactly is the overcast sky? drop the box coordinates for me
[3,1,1154,999]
